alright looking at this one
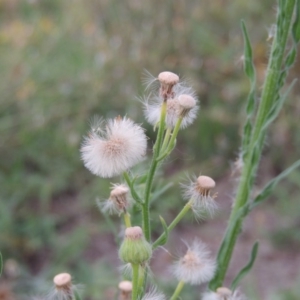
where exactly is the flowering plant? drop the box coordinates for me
[37,1,300,299]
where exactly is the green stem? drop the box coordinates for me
[131,263,140,300]
[123,172,142,204]
[123,211,131,228]
[138,265,145,295]
[161,127,172,153]
[143,101,167,242]
[166,117,182,153]
[209,0,296,290]
[152,200,192,249]
[170,281,185,300]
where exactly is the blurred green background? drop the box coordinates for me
[0,0,300,299]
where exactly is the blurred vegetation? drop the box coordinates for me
[0,0,299,299]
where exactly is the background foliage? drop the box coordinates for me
[0,0,299,299]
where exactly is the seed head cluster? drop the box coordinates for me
[143,71,199,129]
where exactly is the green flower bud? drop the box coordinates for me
[119,226,152,264]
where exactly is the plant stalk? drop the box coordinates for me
[209,0,296,289]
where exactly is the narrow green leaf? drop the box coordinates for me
[292,0,300,43]
[231,242,259,291]
[252,159,300,208]
[0,252,2,276]
[241,20,255,82]
[263,79,296,131]
[242,120,252,159]
[246,91,255,115]
[151,182,174,203]
[156,216,169,247]
[73,290,82,300]
[285,47,297,67]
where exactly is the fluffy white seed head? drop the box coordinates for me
[143,85,198,129]
[202,288,246,300]
[172,240,216,285]
[182,175,217,217]
[141,287,166,300]
[81,116,147,178]
[48,273,77,300]
[100,184,131,215]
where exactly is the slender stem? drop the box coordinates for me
[143,101,167,241]
[165,117,182,153]
[138,265,145,295]
[123,172,142,204]
[209,0,296,289]
[152,200,192,249]
[131,263,140,300]
[170,281,185,300]
[123,211,131,228]
[161,127,172,153]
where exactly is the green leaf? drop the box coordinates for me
[156,216,169,247]
[0,252,2,276]
[151,182,174,203]
[262,79,296,131]
[292,0,300,43]
[73,289,82,300]
[242,120,252,159]
[241,20,256,82]
[252,159,300,208]
[231,242,259,291]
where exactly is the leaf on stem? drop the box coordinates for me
[241,20,256,84]
[0,252,2,276]
[241,20,256,156]
[151,182,174,203]
[262,79,296,131]
[251,159,300,209]
[231,241,259,291]
[157,216,169,246]
[292,0,300,43]
[74,290,82,300]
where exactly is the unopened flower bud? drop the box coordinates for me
[53,273,72,291]
[177,94,197,117]
[119,226,152,264]
[158,71,179,99]
[196,176,216,197]
[118,281,132,300]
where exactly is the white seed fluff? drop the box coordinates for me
[141,288,166,300]
[182,175,218,218]
[98,184,131,215]
[202,288,247,300]
[172,239,216,285]
[81,117,147,178]
[143,84,199,129]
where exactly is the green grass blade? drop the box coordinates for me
[231,241,259,291]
